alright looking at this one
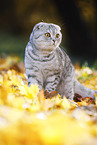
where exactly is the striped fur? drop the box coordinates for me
[25,22,96,100]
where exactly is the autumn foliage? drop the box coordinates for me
[0,56,97,145]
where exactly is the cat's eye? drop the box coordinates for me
[45,33,51,38]
[56,33,60,38]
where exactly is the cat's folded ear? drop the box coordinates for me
[53,24,61,31]
[36,25,40,30]
[57,25,61,31]
[30,22,44,41]
[34,22,44,31]
[33,25,40,31]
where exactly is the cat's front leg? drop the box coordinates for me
[26,68,43,90]
[45,74,60,93]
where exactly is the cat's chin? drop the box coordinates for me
[41,48,55,53]
[37,45,56,51]
[47,43,59,50]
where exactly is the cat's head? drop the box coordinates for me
[30,22,62,52]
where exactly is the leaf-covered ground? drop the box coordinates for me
[0,56,97,145]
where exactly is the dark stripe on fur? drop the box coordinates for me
[28,74,36,78]
[27,48,55,62]
[35,34,43,39]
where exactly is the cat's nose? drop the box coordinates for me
[53,39,55,44]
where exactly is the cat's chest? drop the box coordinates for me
[43,59,61,70]
[41,55,63,76]
[32,50,64,76]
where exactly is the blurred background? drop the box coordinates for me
[0,0,97,66]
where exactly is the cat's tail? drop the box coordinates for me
[74,79,96,100]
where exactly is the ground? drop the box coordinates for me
[0,56,97,145]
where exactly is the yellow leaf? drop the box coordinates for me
[61,97,71,109]
[19,84,39,99]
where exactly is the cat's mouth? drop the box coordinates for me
[52,40,56,45]
[53,43,58,48]
[52,40,57,46]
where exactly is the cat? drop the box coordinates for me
[25,22,96,100]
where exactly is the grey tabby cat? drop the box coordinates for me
[25,22,96,100]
